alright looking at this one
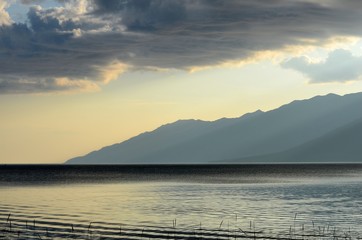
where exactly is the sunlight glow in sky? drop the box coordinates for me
[1,0,362,163]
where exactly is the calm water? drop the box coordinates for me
[1,164,362,239]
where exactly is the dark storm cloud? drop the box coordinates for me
[93,0,186,30]
[2,0,362,93]
[281,49,362,83]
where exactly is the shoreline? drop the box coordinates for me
[1,216,360,240]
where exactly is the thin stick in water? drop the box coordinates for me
[219,220,224,229]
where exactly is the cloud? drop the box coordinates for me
[0,77,99,94]
[20,0,46,5]
[93,0,186,30]
[0,1,11,26]
[3,0,362,93]
[281,49,362,83]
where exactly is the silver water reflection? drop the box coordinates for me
[1,175,362,235]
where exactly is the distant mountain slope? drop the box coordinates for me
[227,117,362,163]
[66,110,264,164]
[66,92,362,164]
[132,93,362,164]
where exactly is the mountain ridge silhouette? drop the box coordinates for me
[66,92,362,164]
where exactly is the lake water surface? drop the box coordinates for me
[0,164,362,239]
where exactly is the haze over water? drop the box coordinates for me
[1,164,362,239]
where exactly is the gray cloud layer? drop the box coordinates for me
[282,49,362,83]
[2,0,362,93]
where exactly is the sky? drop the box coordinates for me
[2,0,362,164]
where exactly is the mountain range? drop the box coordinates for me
[66,92,362,164]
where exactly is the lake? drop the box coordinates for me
[0,164,362,239]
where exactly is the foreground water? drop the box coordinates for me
[0,164,362,239]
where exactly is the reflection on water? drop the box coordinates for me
[0,164,362,239]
